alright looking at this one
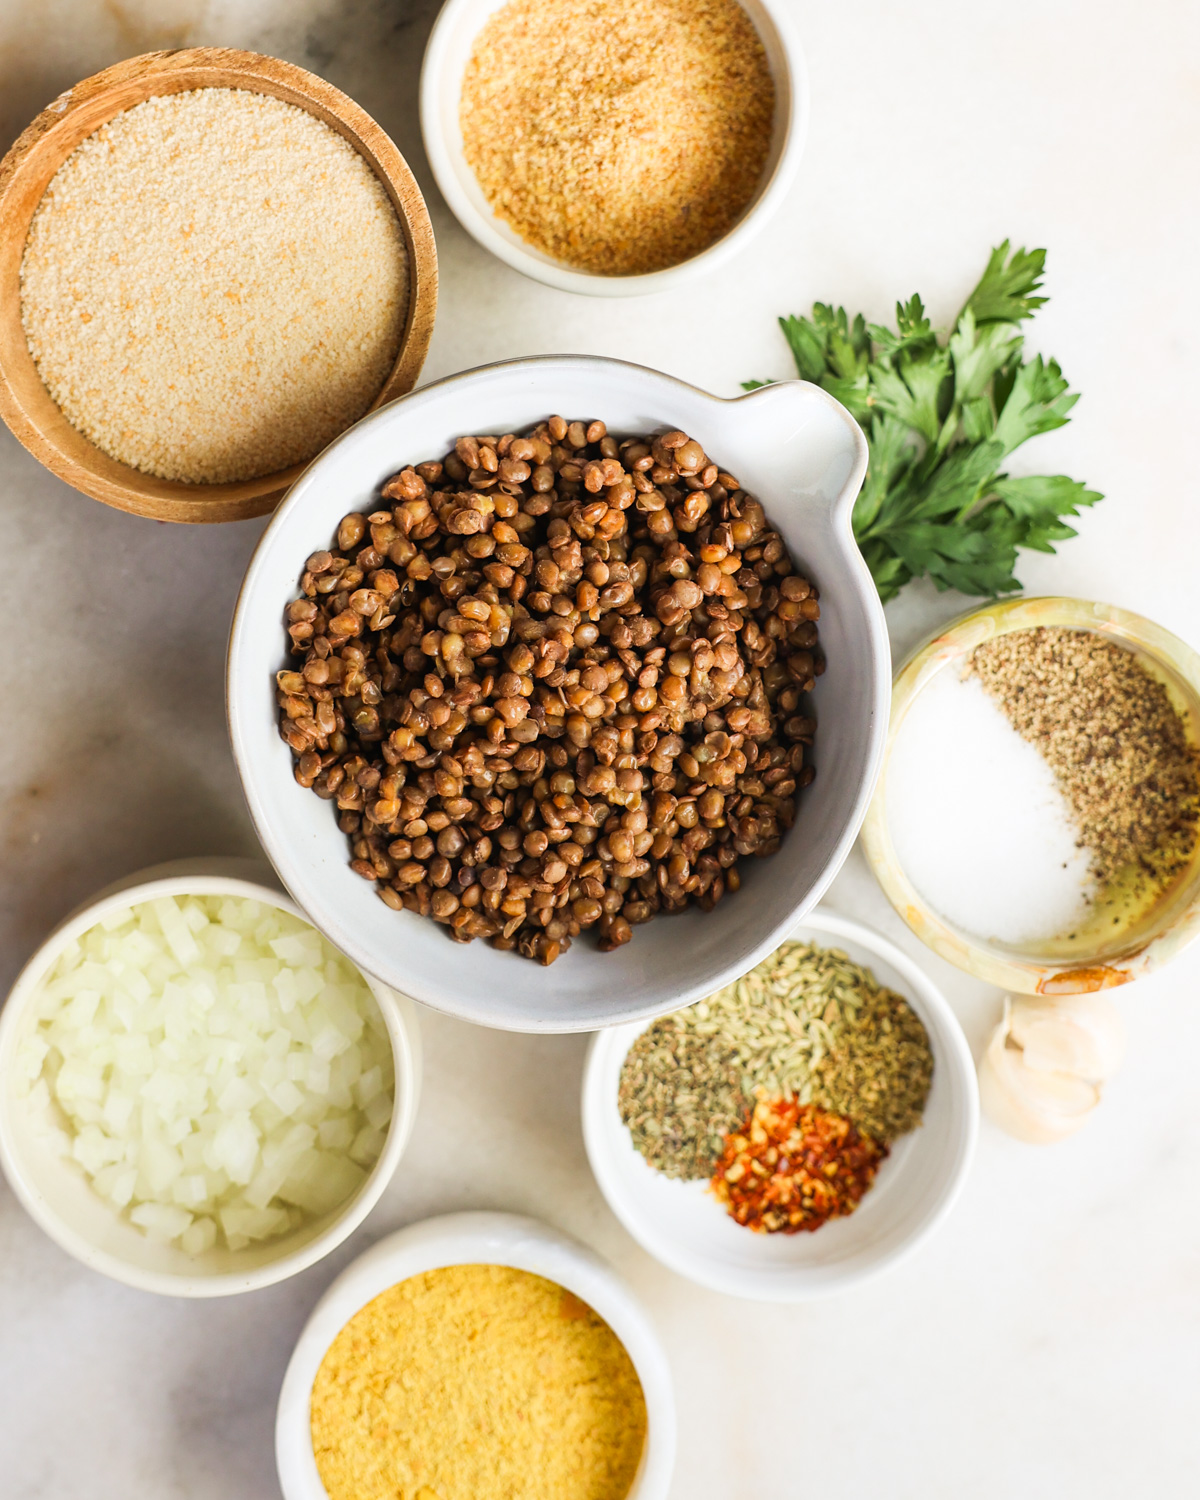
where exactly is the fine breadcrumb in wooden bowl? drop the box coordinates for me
[19,88,410,485]
[459,0,776,276]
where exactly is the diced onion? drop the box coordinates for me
[20,894,395,1254]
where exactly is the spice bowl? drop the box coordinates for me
[861,597,1200,995]
[582,908,977,1300]
[275,1209,676,1499]
[420,0,807,296]
[228,353,888,1032]
[0,48,437,522]
[0,858,422,1297]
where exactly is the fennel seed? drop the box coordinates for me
[618,941,935,1180]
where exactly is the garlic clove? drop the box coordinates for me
[1007,993,1126,1081]
[978,1021,1101,1144]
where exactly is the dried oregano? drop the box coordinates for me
[618,1027,751,1181]
[618,941,934,1180]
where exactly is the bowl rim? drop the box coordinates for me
[0,861,422,1297]
[581,905,979,1301]
[226,352,888,1033]
[418,0,808,297]
[274,1209,677,1500]
[0,46,438,523]
[860,595,1200,994]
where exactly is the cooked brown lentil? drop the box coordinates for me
[460,0,775,276]
[970,628,1200,886]
[277,418,822,964]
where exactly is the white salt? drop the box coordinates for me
[886,668,1096,945]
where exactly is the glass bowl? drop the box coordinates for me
[861,597,1200,994]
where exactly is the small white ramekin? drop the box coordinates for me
[420,0,808,296]
[276,1210,676,1500]
[0,858,422,1298]
[583,908,978,1301]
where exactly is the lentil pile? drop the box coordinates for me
[460,0,775,276]
[278,418,822,964]
[970,628,1200,887]
[619,940,934,1180]
[311,1264,646,1500]
[21,88,409,483]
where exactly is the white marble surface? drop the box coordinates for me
[3,1,1200,1495]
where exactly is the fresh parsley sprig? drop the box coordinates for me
[746,243,1102,603]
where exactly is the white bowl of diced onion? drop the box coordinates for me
[0,858,421,1297]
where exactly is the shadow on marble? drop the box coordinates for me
[0,427,270,992]
[0,0,444,164]
[2,700,259,983]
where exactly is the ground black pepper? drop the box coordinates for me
[970,628,1200,886]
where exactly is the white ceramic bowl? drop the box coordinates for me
[420,0,808,296]
[582,908,978,1300]
[275,1209,676,1500]
[227,355,888,1032]
[0,859,422,1297]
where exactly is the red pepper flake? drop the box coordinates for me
[711,1096,888,1234]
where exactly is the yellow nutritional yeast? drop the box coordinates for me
[310,1263,647,1500]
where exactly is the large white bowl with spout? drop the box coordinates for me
[227,356,888,1032]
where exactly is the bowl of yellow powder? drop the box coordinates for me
[276,1210,675,1500]
[420,0,807,296]
[0,48,437,522]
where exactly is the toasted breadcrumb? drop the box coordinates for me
[461,0,775,276]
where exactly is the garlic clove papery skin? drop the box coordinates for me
[978,1021,1102,1144]
[1006,994,1126,1082]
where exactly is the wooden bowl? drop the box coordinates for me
[0,49,438,524]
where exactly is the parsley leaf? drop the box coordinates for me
[869,345,952,446]
[964,240,1048,323]
[745,243,1101,603]
[853,414,916,534]
[992,355,1079,454]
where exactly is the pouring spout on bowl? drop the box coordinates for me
[228,355,890,1032]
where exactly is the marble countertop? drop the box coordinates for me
[3,1,1200,1495]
